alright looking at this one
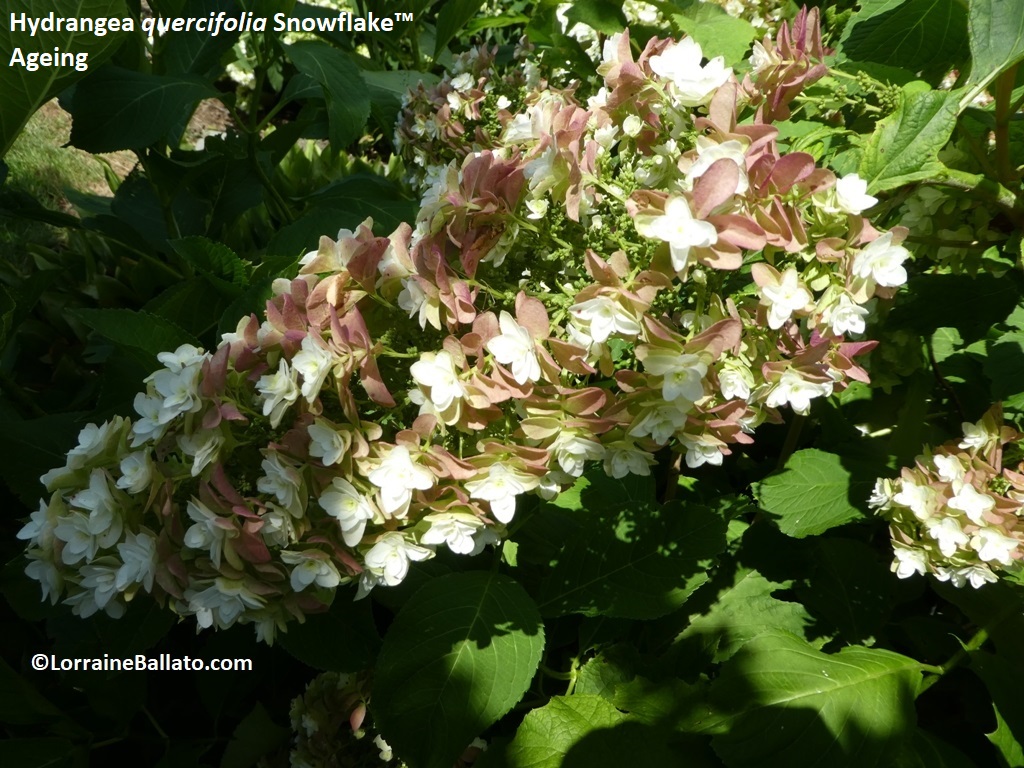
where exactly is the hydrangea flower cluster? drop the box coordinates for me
[288,671,487,767]
[872,408,1024,588]
[289,671,395,767]
[21,11,915,640]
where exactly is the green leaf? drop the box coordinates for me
[145,278,231,338]
[0,738,75,768]
[73,308,201,368]
[155,0,241,77]
[984,330,1024,400]
[837,0,968,83]
[306,174,417,234]
[857,87,958,193]
[966,0,1024,95]
[0,657,66,726]
[277,597,380,672]
[0,412,89,506]
[795,538,893,644]
[889,273,1019,343]
[563,0,626,36]
[373,571,544,768]
[537,501,727,619]
[891,729,976,767]
[502,695,626,768]
[702,631,921,767]
[69,66,218,153]
[433,0,486,58]
[169,236,250,287]
[988,703,1024,768]
[220,703,289,768]
[756,449,871,537]
[969,650,1024,752]
[0,283,16,350]
[671,3,758,67]
[573,651,635,698]
[0,0,127,157]
[669,570,815,670]
[285,42,370,148]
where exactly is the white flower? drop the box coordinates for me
[947,484,995,525]
[257,452,304,519]
[868,478,893,510]
[765,369,833,415]
[648,37,732,106]
[629,402,691,445]
[893,481,937,520]
[116,529,158,591]
[718,362,754,401]
[525,198,549,219]
[959,420,990,452]
[256,359,300,428]
[486,311,542,385]
[971,527,1019,565]
[926,516,969,557]
[933,454,965,483]
[622,114,644,137]
[157,344,207,371]
[17,497,61,548]
[685,137,749,195]
[183,499,235,568]
[72,560,124,618]
[25,553,62,604]
[569,296,642,343]
[363,532,433,587]
[642,196,718,273]
[186,578,264,630]
[749,41,779,74]
[398,278,442,331]
[680,435,724,468]
[892,547,928,579]
[292,335,334,403]
[642,350,707,404]
[420,512,484,554]
[308,419,346,466]
[824,294,869,336]
[450,71,474,91]
[833,174,878,214]
[150,365,203,424]
[319,478,376,547]
[54,511,122,565]
[466,464,536,523]
[410,350,465,412]
[950,564,998,589]
[852,232,909,289]
[550,431,605,477]
[761,268,812,330]
[281,550,341,592]
[178,429,224,477]
[259,507,294,549]
[116,451,153,494]
[594,124,619,151]
[70,468,116,519]
[537,470,573,500]
[130,393,168,447]
[374,735,395,762]
[367,445,435,518]
[603,441,656,479]
[67,419,122,469]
